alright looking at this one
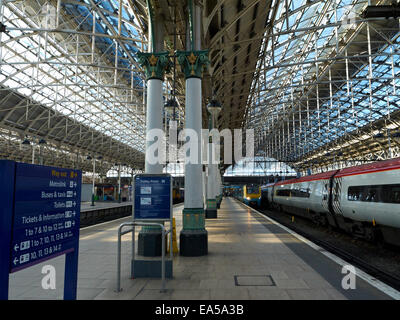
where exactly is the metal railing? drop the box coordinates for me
[116,221,171,293]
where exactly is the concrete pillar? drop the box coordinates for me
[117,164,121,203]
[177,1,210,256]
[145,79,163,173]
[202,168,207,208]
[205,122,217,218]
[184,77,203,209]
[136,11,170,256]
[205,94,221,216]
[216,170,222,209]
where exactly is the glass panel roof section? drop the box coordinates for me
[0,1,147,154]
[224,157,297,177]
[246,0,400,164]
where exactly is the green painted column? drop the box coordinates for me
[135,32,171,256]
[176,49,210,256]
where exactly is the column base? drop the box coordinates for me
[205,209,217,219]
[138,231,167,257]
[132,259,173,278]
[216,195,222,209]
[180,230,208,256]
[206,199,217,218]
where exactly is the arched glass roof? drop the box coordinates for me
[224,156,296,177]
[0,1,145,152]
[246,0,400,172]
[1,0,399,175]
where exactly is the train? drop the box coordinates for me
[257,158,400,247]
[243,185,261,207]
[172,187,184,204]
[224,184,261,207]
[224,185,243,198]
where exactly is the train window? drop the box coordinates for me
[276,189,290,197]
[364,187,381,202]
[348,184,400,203]
[277,188,310,198]
[390,187,400,203]
[246,186,260,194]
[294,187,310,198]
[301,187,311,198]
[348,186,363,201]
[323,184,328,201]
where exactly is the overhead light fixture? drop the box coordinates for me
[373,133,385,139]
[38,139,47,145]
[22,137,31,145]
[164,97,178,115]
[207,95,222,116]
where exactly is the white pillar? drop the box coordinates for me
[118,164,121,202]
[207,141,215,200]
[202,169,207,207]
[212,143,218,198]
[145,79,163,174]
[184,77,203,208]
[217,171,222,196]
[92,159,95,194]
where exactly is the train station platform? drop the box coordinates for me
[79,201,132,227]
[80,201,132,212]
[8,198,398,300]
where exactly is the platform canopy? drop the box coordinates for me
[0,0,399,175]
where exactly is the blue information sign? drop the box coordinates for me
[10,163,81,273]
[133,174,171,220]
[0,161,81,300]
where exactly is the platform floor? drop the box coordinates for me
[8,198,396,300]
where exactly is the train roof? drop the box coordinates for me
[274,158,400,186]
[335,157,400,178]
[275,170,338,186]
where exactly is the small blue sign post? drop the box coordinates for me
[0,160,81,300]
[131,173,173,279]
[134,174,172,221]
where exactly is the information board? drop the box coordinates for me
[10,163,81,272]
[133,174,171,220]
[0,160,81,300]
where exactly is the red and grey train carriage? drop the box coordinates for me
[260,158,400,246]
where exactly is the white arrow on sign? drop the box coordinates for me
[14,244,19,251]
[13,257,18,265]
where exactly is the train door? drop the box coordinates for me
[332,177,343,215]
[321,177,340,228]
[321,180,329,211]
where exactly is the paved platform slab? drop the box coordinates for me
[8,198,395,300]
